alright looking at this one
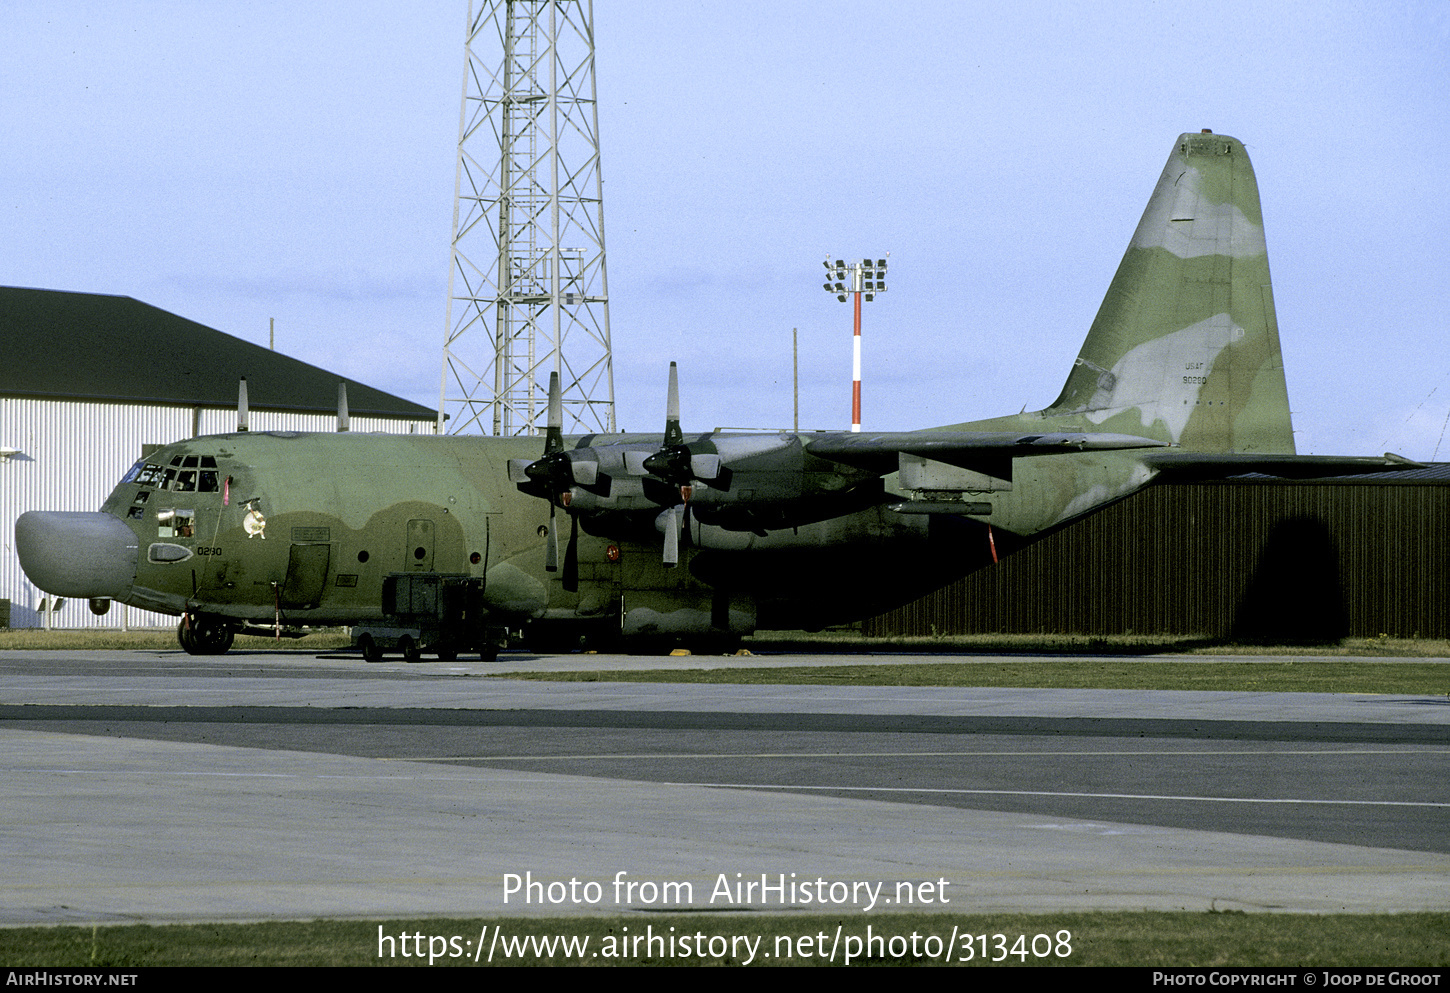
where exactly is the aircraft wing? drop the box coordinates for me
[1139,451,1425,480]
[804,430,1171,472]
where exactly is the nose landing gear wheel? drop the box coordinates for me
[178,615,236,655]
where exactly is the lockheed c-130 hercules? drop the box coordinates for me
[15,132,1407,658]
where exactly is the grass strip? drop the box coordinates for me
[4,631,1450,657]
[2,912,1447,967]
[495,659,1450,695]
[0,629,353,652]
[742,633,1450,658]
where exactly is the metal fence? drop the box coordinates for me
[865,479,1450,640]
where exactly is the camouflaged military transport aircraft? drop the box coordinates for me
[15,132,1405,658]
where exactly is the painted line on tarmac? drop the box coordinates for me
[656,782,1450,808]
[408,747,1450,761]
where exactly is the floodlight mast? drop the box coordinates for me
[821,255,888,432]
[438,0,616,437]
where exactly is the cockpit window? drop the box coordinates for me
[157,509,195,538]
[133,464,165,488]
[128,456,225,492]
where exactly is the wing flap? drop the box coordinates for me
[805,430,1170,471]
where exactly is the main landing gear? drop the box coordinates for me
[178,614,236,655]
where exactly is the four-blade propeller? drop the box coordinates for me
[639,363,729,566]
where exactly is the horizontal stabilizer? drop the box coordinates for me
[806,430,1170,472]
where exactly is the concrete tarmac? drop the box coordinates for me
[0,648,1446,925]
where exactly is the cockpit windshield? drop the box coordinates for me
[120,456,222,493]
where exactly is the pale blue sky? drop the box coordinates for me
[4,2,1447,455]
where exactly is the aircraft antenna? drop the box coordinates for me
[438,0,617,437]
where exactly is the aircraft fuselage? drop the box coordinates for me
[75,430,981,651]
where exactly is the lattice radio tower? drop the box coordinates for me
[438,0,616,436]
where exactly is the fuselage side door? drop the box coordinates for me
[280,543,331,608]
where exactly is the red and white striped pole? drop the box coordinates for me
[822,255,886,434]
[851,285,863,432]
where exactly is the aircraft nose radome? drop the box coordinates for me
[15,511,139,599]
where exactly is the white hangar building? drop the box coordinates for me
[1,286,437,629]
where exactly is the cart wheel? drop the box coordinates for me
[359,634,382,663]
[399,635,421,663]
[479,644,499,663]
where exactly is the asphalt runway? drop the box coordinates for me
[0,647,1446,924]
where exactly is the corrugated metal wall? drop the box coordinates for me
[1,397,431,629]
[865,481,1450,640]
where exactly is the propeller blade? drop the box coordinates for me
[544,371,564,456]
[663,362,682,447]
[544,505,559,573]
[662,507,679,567]
[640,362,731,493]
[562,512,580,593]
[529,373,573,577]
[643,363,693,485]
[515,373,571,500]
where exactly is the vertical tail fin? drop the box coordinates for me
[1046,132,1295,454]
